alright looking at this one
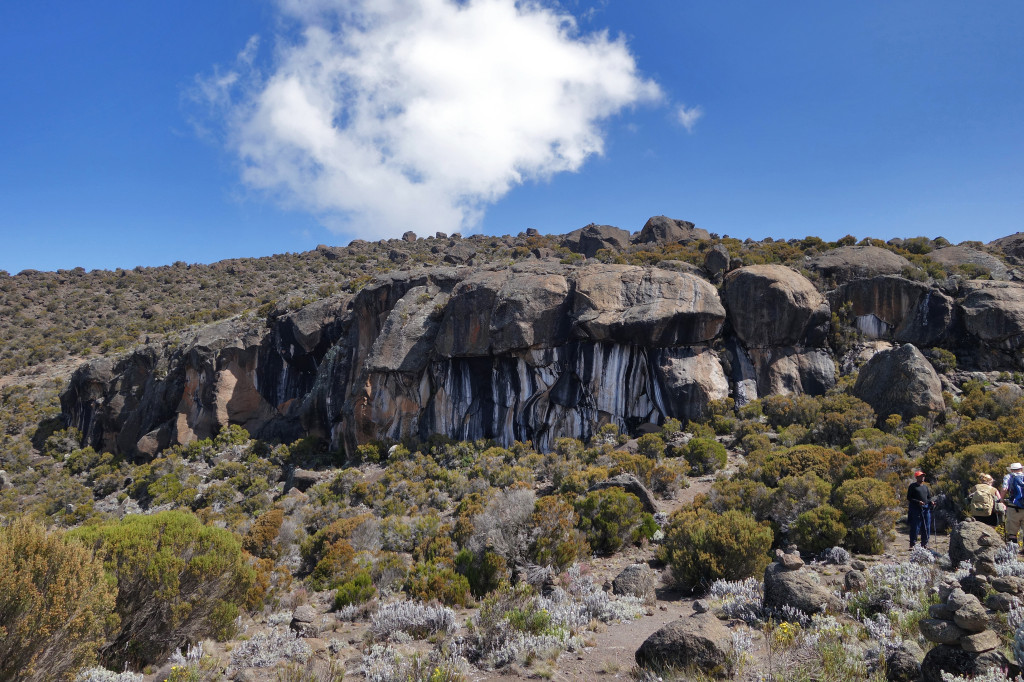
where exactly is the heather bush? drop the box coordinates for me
[243,507,284,560]
[334,569,377,609]
[659,507,773,593]
[790,504,847,556]
[71,510,260,668]
[574,487,652,554]
[811,394,875,444]
[832,477,900,554]
[0,518,116,682]
[763,471,832,537]
[683,437,727,475]
[467,487,535,568]
[455,548,509,597]
[528,495,590,570]
[636,433,666,459]
[405,561,472,606]
[744,445,847,487]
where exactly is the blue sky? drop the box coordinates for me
[1,1,1022,273]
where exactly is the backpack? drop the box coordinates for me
[1009,474,1024,507]
[968,484,995,517]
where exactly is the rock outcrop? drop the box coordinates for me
[990,232,1024,266]
[852,344,944,422]
[723,265,834,402]
[634,216,711,245]
[59,247,1024,459]
[828,276,954,346]
[561,224,631,258]
[929,246,1010,280]
[807,246,914,284]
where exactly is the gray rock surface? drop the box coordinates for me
[763,562,841,616]
[852,344,944,421]
[949,522,1004,576]
[723,265,830,347]
[634,216,711,245]
[807,245,914,284]
[634,613,731,674]
[930,246,1010,280]
[562,223,631,258]
[612,563,657,601]
[918,618,966,644]
[960,281,1024,350]
[921,645,1010,682]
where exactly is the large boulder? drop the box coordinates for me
[949,521,1004,576]
[634,613,732,675]
[612,563,657,601]
[807,246,914,284]
[561,223,631,258]
[930,246,1010,280]
[852,344,944,422]
[828,276,954,346]
[366,286,448,372]
[434,268,573,356]
[722,265,830,347]
[959,281,1024,351]
[921,645,1010,682]
[762,562,841,616]
[572,265,726,346]
[634,216,711,245]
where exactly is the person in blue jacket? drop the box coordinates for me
[907,469,932,549]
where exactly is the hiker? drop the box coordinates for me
[907,469,933,549]
[1004,463,1024,543]
[967,473,1001,527]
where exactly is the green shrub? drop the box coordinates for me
[70,510,260,668]
[790,504,848,556]
[0,518,116,682]
[242,508,284,560]
[683,437,727,475]
[812,394,876,444]
[744,445,847,487]
[334,570,377,609]
[575,488,650,554]
[636,433,666,459]
[528,495,590,570]
[405,561,472,607]
[454,548,509,598]
[832,477,899,554]
[658,508,773,593]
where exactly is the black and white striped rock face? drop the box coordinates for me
[59,254,1021,460]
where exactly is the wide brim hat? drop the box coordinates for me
[1009,463,1023,472]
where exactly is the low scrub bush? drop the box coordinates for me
[528,495,590,570]
[790,504,848,556]
[334,570,377,609]
[658,507,773,594]
[0,518,117,682]
[832,477,899,554]
[370,601,458,640]
[575,488,654,554]
[71,510,261,668]
[405,561,472,607]
[683,437,727,475]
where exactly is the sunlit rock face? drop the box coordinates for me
[827,276,955,346]
[61,255,1024,459]
[721,265,835,403]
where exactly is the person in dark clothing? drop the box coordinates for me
[908,470,933,549]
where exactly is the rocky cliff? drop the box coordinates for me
[61,229,1024,459]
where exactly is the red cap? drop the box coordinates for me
[914,470,925,477]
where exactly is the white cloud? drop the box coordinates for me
[676,103,703,133]
[199,0,661,239]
